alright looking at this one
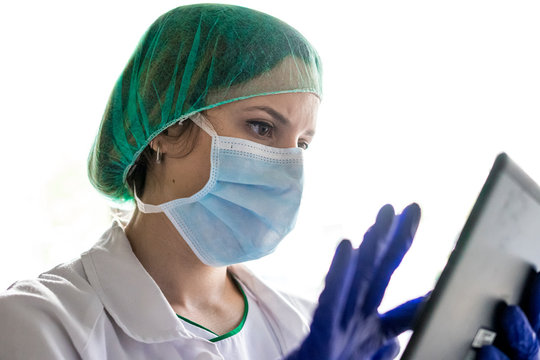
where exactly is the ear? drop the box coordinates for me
[149,139,160,152]
[150,131,178,154]
[165,122,184,137]
[150,121,202,160]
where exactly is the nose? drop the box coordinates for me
[279,136,300,149]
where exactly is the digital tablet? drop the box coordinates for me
[401,153,540,360]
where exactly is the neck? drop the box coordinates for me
[124,209,238,314]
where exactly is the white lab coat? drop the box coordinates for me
[0,223,315,359]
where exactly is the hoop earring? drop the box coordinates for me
[156,145,162,164]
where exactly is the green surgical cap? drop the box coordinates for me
[88,3,322,202]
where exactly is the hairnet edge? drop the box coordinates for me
[119,88,321,202]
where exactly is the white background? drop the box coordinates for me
[0,0,539,337]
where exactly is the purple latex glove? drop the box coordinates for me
[478,273,540,360]
[286,203,423,360]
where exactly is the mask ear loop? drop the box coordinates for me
[134,113,214,215]
[133,186,163,214]
[190,112,218,137]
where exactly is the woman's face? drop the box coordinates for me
[144,92,319,203]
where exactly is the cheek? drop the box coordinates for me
[166,130,212,199]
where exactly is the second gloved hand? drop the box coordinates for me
[478,273,540,360]
[286,203,423,360]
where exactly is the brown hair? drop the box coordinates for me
[126,119,200,198]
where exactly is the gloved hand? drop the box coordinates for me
[286,203,424,360]
[478,273,540,360]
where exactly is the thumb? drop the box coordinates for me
[379,294,427,338]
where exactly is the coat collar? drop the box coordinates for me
[229,265,312,352]
[81,223,188,343]
[81,223,311,347]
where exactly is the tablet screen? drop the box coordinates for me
[402,153,540,360]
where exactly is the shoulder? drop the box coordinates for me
[0,258,104,358]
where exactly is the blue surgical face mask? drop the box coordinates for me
[134,112,304,266]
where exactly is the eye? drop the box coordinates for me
[298,141,309,150]
[247,121,274,138]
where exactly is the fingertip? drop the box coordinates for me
[381,203,395,211]
[403,202,421,220]
[333,239,354,265]
[376,204,395,229]
[401,203,421,238]
[378,204,395,218]
[407,202,421,210]
[337,238,352,250]
[405,202,421,219]
[319,239,356,307]
[380,296,426,336]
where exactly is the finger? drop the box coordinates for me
[369,338,400,360]
[523,272,540,335]
[340,204,395,329]
[315,239,356,325]
[362,203,421,315]
[500,305,540,360]
[379,295,427,338]
[477,346,511,360]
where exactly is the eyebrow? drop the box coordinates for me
[244,106,315,137]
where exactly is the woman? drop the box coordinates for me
[0,4,537,359]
